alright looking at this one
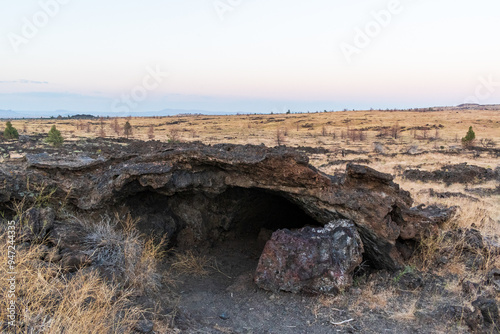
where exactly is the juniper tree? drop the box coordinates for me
[46,125,64,146]
[124,121,132,139]
[3,121,19,140]
[461,126,476,148]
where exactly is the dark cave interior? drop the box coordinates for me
[123,186,321,248]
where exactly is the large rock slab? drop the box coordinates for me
[254,220,363,294]
[0,140,455,270]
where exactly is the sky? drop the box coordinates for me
[1,0,499,116]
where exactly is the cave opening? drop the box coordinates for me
[122,186,322,250]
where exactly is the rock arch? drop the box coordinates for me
[1,142,454,270]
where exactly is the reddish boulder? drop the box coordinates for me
[254,220,363,294]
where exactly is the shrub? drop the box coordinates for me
[168,128,180,142]
[81,213,165,294]
[461,126,476,148]
[46,125,64,146]
[3,121,19,140]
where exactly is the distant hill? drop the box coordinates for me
[403,104,500,112]
[455,103,500,110]
[68,114,97,119]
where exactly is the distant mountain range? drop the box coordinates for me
[0,108,240,119]
[1,104,499,119]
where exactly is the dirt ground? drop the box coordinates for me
[161,237,475,334]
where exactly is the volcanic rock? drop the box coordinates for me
[403,163,499,185]
[254,220,363,294]
[486,268,500,291]
[0,141,456,270]
[472,297,499,326]
[19,207,55,243]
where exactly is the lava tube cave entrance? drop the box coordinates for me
[122,186,321,250]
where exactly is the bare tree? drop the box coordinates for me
[147,125,155,140]
[98,127,106,138]
[480,138,496,148]
[347,128,364,142]
[112,118,122,135]
[359,129,366,141]
[98,118,106,137]
[168,128,180,142]
[321,126,328,136]
[276,128,285,146]
[391,122,400,139]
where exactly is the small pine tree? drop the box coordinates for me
[46,125,64,146]
[124,121,132,139]
[461,126,476,148]
[3,121,19,140]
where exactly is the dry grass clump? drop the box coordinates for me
[0,233,143,334]
[309,295,341,321]
[170,250,211,277]
[79,213,167,295]
[397,178,499,272]
[413,232,446,271]
[410,201,499,284]
[352,283,394,312]
[0,207,170,333]
[442,198,497,233]
[389,300,418,321]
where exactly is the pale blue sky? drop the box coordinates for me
[1,0,499,115]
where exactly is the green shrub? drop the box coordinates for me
[3,121,19,140]
[461,126,476,148]
[46,125,64,146]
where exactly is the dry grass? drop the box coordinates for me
[0,203,170,333]
[389,300,418,321]
[0,234,143,333]
[353,284,394,311]
[309,294,344,320]
[75,213,167,295]
[170,250,211,277]
[412,232,446,271]
[7,109,500,150]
